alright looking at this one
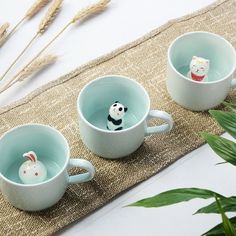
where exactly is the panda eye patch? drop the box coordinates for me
[113,104,117,107]
[119,107,122,111]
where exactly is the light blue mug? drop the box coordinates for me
[0,124,95,211]
[77,75,173,159]
[166,31,236,111]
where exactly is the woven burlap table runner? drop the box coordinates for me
[0,0,235,235]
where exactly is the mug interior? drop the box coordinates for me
[78,75,150,131]
[169,32,235,82]
[0,124,68,185]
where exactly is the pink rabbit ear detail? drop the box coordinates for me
[29,153,36,162]
[23,153,34,162]
[23,151,37,162]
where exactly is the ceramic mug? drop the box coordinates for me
[77,75,173,159]
[166,31,236,111]
[0,124,95,211]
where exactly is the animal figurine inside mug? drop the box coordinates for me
[107,101,128,131]
[187,56,209,82]
[19,151,47,184]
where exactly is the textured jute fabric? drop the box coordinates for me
[0,0,235,235]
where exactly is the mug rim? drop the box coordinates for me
[0,123,70,187]
[77,74,151,133]
[168,31,236,85]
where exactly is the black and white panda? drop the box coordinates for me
[107,101,128,131]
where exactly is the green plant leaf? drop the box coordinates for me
[127,188,223,208]
[209,110,236,139]
[223,102,236,113]
[196,197,236,214]
[203,216,236,236]
[215,196,236,236]
[201,132,236,166]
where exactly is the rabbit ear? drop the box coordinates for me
[205,59,209,64]
[23,151,37,162]
[192,56,197,60]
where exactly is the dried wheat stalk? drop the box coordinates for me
[0,54,57,93]
[72,0,110,23]
[17,0,111,73]
[17,54,57,81]
[26,0,50,19]
[0,23,9,39]
[0,22,10,46]
[38,0,62,33]
[3,0,110,93]
[0,0,62,81]
[3,0,51,47]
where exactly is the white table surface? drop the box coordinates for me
[1,1,236,235]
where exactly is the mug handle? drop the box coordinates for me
[145,110,173,136]
[230,55,236,87]
[231,79,236,87]
[67,159,95,185]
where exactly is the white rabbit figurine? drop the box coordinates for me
[19,151,47,184]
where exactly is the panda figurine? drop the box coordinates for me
[107,101,128,131]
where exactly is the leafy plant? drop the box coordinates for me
[127,102,236,236]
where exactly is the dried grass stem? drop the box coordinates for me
[72,0,111,23]
[2,0,50,47]
[0,54,57,93]
[1,0,62,81]
[39,0,62,33]
[0,22,10,46]
[26,0,50,19]
[1,0,110,92]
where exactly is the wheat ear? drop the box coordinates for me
[0,0,62,81]
[72,0,111,23]
[0,54,57,93]
[3,0,50,46]
[39,0,62,33]
[17,54,57,81]
[26,0,50,18]
[0,23,10,46]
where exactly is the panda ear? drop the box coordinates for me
[115,101,119,103]
[124,107,128,112]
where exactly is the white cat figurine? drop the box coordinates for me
[187,56,209,82]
